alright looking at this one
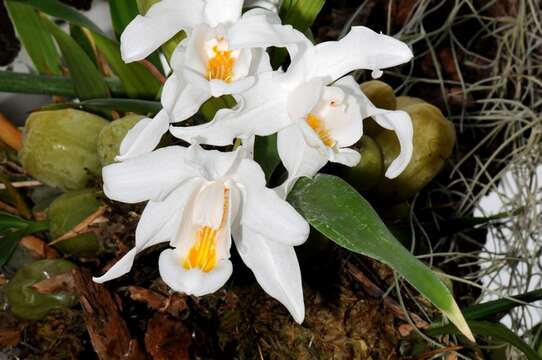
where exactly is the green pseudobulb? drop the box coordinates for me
[19,109,108,190]
[48,189,102,257]
[97,114,143,166]
[5,259,77,320]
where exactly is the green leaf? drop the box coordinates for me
[5,1,61,75]
[109,0,139,40]
[462,289,542,321]
[0,212,49,267]
[254,134,280,183]
[10,0,161,99]
[70,25,97,66]
[427,321,541,360]
[279,0,325,32]
[42,98,161,115]
[10,0,104,35]
[287,174,474,342]
[92,33,161,99]
[0,70,125,97]
[42,17,110,100]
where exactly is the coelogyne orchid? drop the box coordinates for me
[117,0,304,160]
[93,144,310,323]
[170,26,415,192]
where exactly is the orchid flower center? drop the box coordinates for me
[205,37,239,83]
[182,187,230,273]
[306,113,335,148]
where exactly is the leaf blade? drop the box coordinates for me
[287,174,474,342]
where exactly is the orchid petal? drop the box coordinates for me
[288,26,413,84]
[103,146,200,203]
[120,0,205,62]
[185,144,241,180]
[277,125,328,194]
[243,0,282,13]
[159,249,233,296]
[93,180,201,283]
[287,79,324,120]
[234,228,305,323]
[204,0,243,27]
[162,73,210,123]
[233,159,309,246]
[228,9,307,58]
[116,110,170,161]
[170,72,290,145]
[331,148,361,167]
[339,76,413,178]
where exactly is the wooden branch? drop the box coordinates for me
[138,59,166,85]
[72,268,145,360]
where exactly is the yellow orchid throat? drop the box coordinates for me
[306,113,335,147]
[207,46,235,83]
[183,188,230,273]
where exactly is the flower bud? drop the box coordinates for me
[5,259,77,320]
[97,114,143,166]
[19,109,108,190]
[372,101,456,203]
[341,136,383,192]
[47,189,102,257]
[360,80,397,137]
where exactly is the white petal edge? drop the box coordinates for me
[204,0,243,27]
[162,73,210,123]
[93,180,202,283]
[233,159,310,246]
[277,125,328,195]
[159,249,233,296]
[116,109,170,161]
[234,227,305,323]
[287,26,413,84]
[103,146,200,203]
[337,76,414,178]
[120,0,205,62]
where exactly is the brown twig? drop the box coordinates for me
[0,180,42,191]
[416,345,463,360]
[346,262,430,330]
[20,235,59,259]
[0,113,22,152]
[0,200,18,215]
[49,206,108,245]
[138,59,166,84]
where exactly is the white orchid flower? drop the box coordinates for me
[117,0,305,159]
[169,26,414,192]
[93,144,309,323]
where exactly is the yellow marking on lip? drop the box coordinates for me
[306,113,335,147]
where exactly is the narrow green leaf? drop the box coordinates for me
[462,289,542,321]
[427,321,541,360]
[0,70,125,97]
[10,0,104,35]
[109,0,139,40]
[11,0,161,99]
[287,174,474,342]
[70,25,97,65]
[0,213,49,267]
[42,98,161,115]
[5,1,61,75]
[92,33,161,99]
[43,17,110,100]
[254,134,280,183]
[279,0,326,32]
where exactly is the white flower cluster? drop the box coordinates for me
[93,0,414,323]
